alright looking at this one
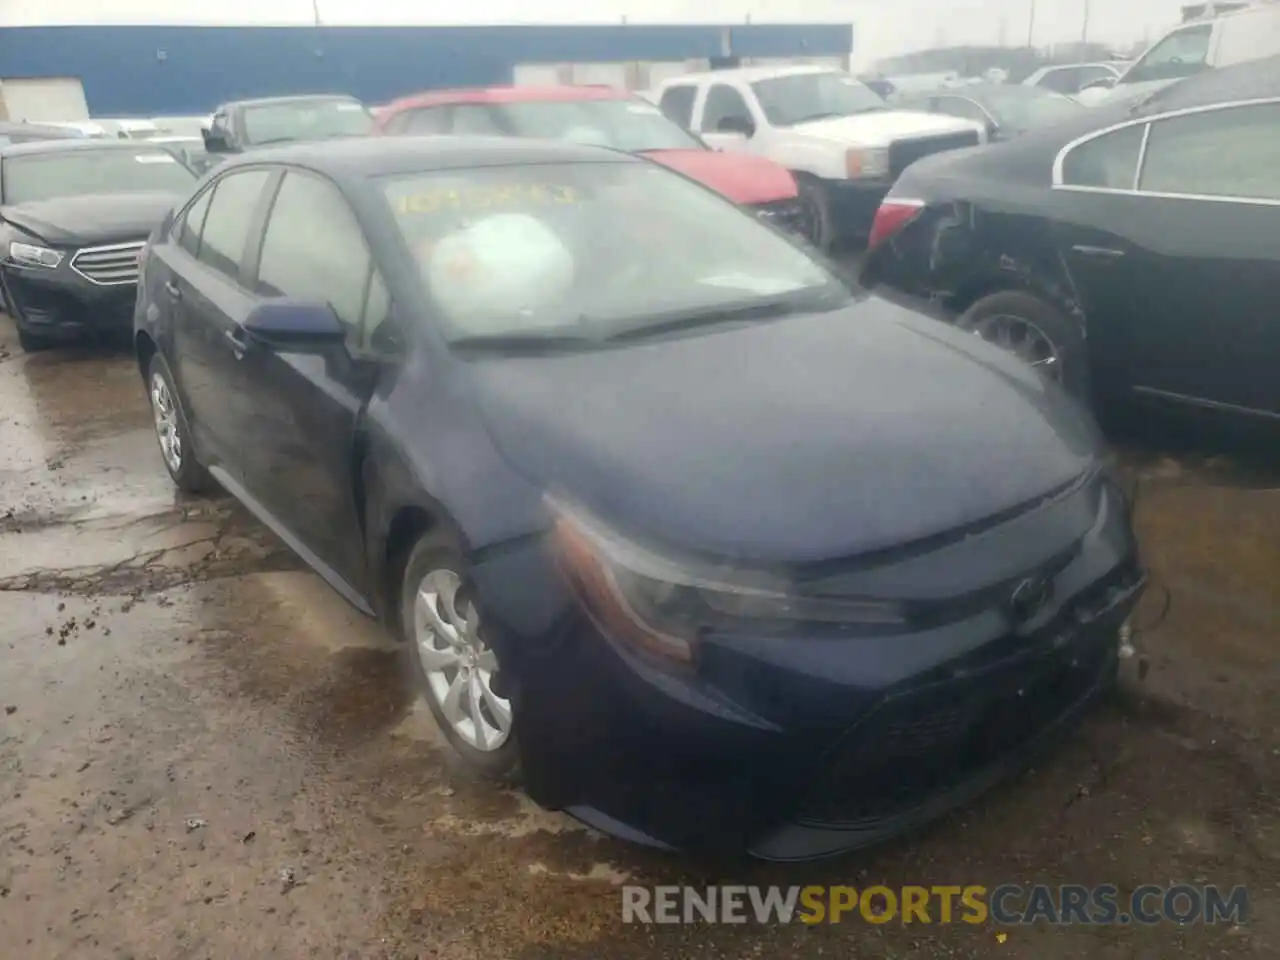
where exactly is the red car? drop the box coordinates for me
[375,85,814,243]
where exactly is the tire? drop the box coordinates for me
[399,531,519,780]
[795,176,837,252]
[955,290,1091,405]
[16,325,58,353]
[146,353,215,494]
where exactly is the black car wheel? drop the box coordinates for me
[795,176,836,252]
[400,531,519,780]
[956,290,1091,404]
[147,353,215,494]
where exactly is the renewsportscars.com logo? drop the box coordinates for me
[621,884,1249,926]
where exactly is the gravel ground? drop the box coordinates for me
[0,316,1276,959]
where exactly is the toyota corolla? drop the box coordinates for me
[134,137,1144,860]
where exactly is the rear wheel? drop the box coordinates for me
[400,532,519,780]
[955,290,1091,404]
[147,353,215,494]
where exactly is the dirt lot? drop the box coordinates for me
[0,316,1277,960]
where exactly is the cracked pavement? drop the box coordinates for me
[0,317,1278,959]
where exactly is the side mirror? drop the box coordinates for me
[242,299,347,350]
[715,115,755,137]
[202,126,232,153]
[985,119,1001,140]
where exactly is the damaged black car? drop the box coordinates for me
[0,139,197,351]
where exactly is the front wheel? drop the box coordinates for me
[147,353,215,494]
[795,176,837,252]
[400,532,519,780]
[955,290,1091,405]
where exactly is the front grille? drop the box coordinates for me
[796,634,1114,827]
[753,198,816,244]
[888,131,981,179]
[70,241,146,286]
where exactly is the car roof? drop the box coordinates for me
[387,85,632,111]
[663,64,838,85]
[0,138,182,158]
[0,121,83,138]
[1133,53,1280,113]
[215,134,636,178]
[218,94,363,111]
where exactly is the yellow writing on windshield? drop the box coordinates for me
[395,183,578,214]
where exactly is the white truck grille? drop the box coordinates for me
[70,241,147,286]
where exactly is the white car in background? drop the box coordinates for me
[1078,3,1280,106]
[653,65,985,249]
[1023,62,1127,98]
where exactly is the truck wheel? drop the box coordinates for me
[955,290,1091,405]
[795,176,836,252]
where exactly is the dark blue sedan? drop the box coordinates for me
[133,136,1144,860]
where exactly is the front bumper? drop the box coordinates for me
[474,476,1144,860]
[2,247,142,340]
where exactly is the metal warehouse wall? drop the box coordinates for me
[0,23,854,115]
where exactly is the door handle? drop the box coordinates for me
[223,327,247,359]
[164,281,183,299]
[1070,244,1125,259]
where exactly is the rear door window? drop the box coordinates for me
[1060,124,1146,190]
[176,185,214,257]
[1139,102,1280,200]
[658,85,697,128]
[196,169,272,279]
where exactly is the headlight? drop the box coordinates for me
[8,241,63,269]
[846,146,890,179]
[548,498,906,665]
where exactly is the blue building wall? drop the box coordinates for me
[0,24,854,115]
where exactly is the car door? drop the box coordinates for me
[1121,100,1280,417]
[164,167,277,477]
[1052,100,1280,419]
[237,168,391,598]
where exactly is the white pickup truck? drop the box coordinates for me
[653,65,987,248]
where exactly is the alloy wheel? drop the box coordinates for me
[412,568,512,751]
[968,313,1061,379]
[150,371,183,473]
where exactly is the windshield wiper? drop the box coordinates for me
[604,292,844,343]
[448,329,601,355]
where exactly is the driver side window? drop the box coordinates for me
[701,84,754,134]
[1124,24,1213,85]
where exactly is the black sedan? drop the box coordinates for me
[0,139,198,351]
[202,94,374,155]
[892,83,1085,140]
[135,136,1143,860]
[863,56,1280,421]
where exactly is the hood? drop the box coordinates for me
[641,149,798,205]
[0,192,181,246]
[467,298,1100,564]
[792,110,983,145]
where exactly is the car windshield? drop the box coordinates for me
[752,72,886,126]
[1,148,198,204]
[242,99,373,145]
[982,86,1084,130]
[381,161,844,347]
[492,99,703,152]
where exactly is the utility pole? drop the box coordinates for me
[1027,0,1037,48]
[311,0,322,27]
[1081,0,1091,45]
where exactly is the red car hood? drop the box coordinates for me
[640,149,797,205]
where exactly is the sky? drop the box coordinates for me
[5,0,1195,64]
